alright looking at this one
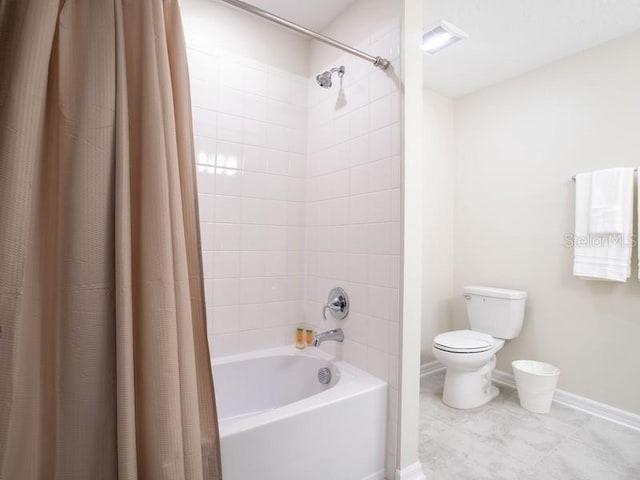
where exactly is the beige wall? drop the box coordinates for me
[398,0,425,475]
[420,88,455,364]
[449,31,640,414]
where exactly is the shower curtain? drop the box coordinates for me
[0,1,221,479]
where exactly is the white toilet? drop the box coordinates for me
[432,286,527,409]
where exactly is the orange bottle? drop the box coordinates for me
[295,328,305,349]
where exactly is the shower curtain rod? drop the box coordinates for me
[571,169,638,181]
[217,0,390,70]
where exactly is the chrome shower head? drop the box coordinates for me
[315,65,345,89]
[316,72,332,88]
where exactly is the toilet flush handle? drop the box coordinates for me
[464,294,471,300]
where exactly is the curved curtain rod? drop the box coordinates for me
[217,0,390,71]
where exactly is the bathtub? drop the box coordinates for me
[212,346,387,480]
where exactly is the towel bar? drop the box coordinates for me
[571,168,638,181]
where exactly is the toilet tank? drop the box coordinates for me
[463,286,527,339]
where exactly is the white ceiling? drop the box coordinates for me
[236,0,358,31]
[423,0,640,98]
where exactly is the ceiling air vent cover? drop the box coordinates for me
[422,20,468,54]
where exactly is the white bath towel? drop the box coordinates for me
[573,172,633,282]
[589,167,635,234]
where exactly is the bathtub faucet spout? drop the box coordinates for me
[312,328,344,347]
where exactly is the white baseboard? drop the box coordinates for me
[422,363,640,432]
[492,369,640,432]
[489,368,516,388]
[395,461,426,480]
[361,469,385,480]
[419,360,445,376]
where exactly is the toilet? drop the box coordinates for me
[432,286,527,409]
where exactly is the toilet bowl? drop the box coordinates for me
[432,286,527,410]
[432,330,505,409]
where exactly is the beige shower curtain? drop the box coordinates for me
[0,1,221,479]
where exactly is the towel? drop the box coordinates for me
[589,168,634,234]
[573,172,633,282]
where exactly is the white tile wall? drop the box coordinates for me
[305,21,402,480]
[185,3,402,476]
[189,46,308,357]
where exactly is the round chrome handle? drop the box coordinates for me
[322,287,349,320]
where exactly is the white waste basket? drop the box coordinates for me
[512,360,560,414]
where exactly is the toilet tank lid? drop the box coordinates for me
[463,286,527,300]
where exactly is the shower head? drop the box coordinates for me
[315,65,345,89]
[316,72,333,88]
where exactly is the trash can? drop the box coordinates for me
[512,360,560,414]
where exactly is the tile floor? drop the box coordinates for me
[419,370,640,480]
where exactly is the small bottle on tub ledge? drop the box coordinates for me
[295,327,305,349]
[305,329,314,347]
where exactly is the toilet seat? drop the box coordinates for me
[433,330,494,353]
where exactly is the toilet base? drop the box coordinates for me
[442,355,499,409]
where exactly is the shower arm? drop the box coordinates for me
[217,0,390,71]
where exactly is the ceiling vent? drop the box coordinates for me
[422,20,468,54]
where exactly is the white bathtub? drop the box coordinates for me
[212,346,387,480]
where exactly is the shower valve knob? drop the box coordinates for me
[322,287,349,320]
